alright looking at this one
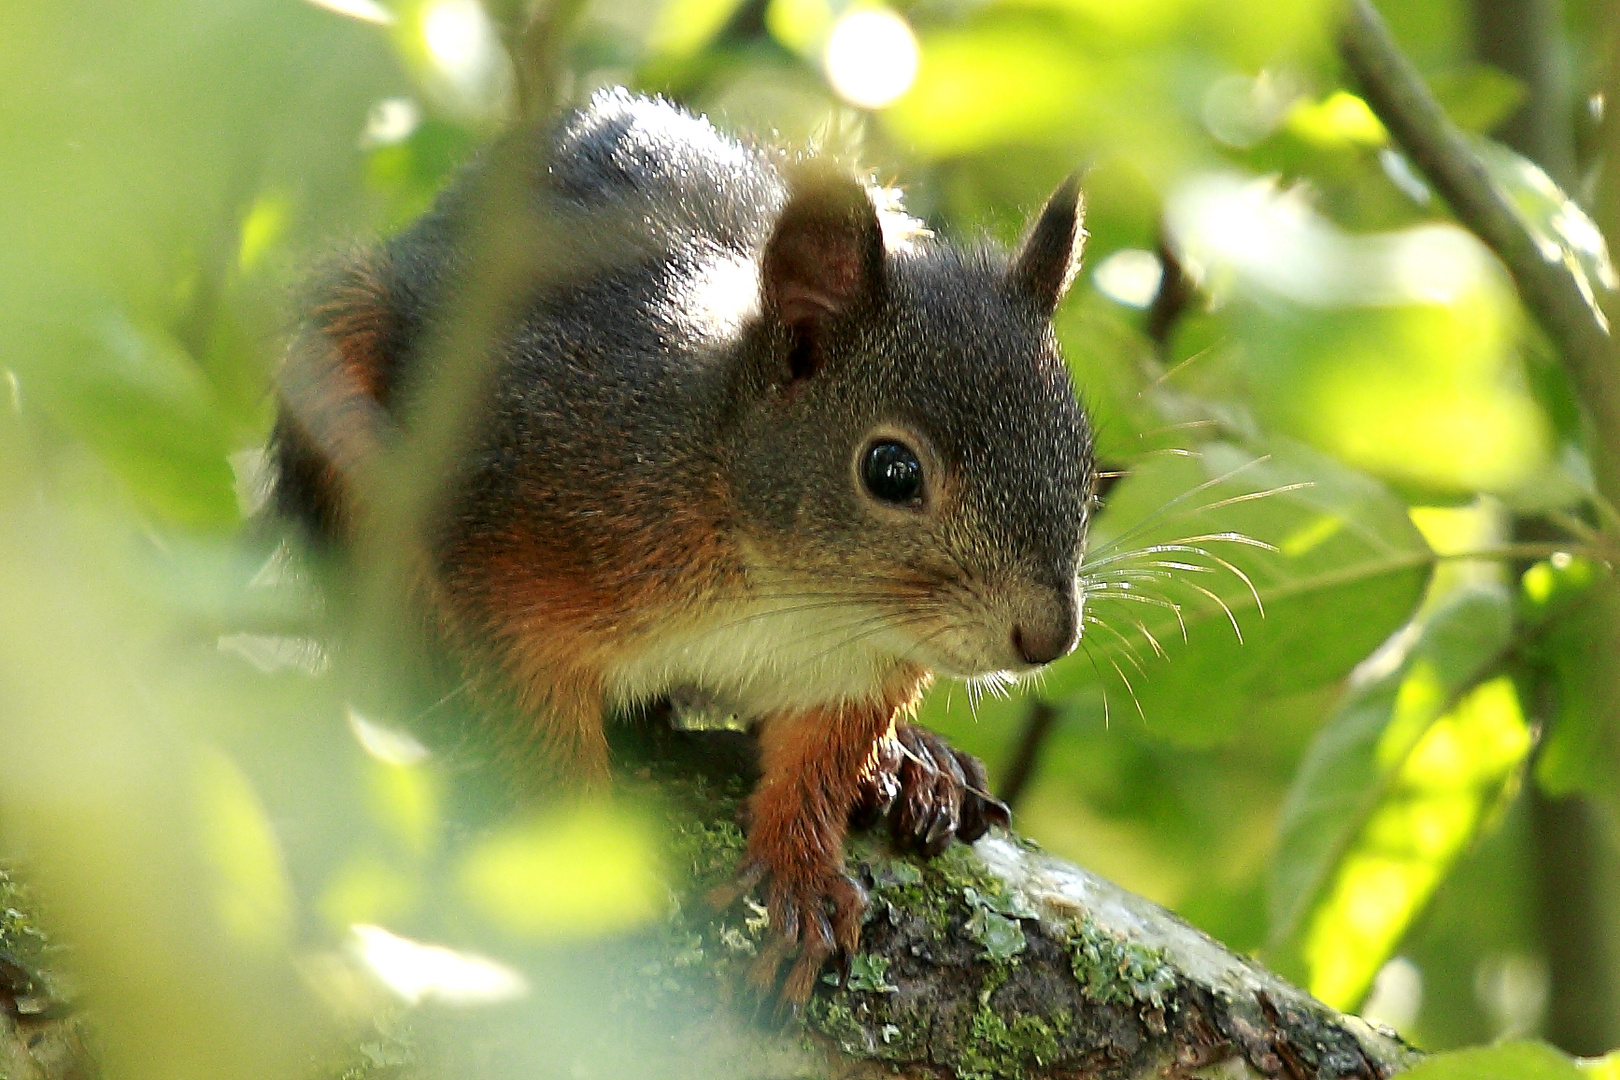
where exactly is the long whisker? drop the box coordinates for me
[1079,640,1112,729]
[1130,617,1167,660]
[1084,589,1188,641]
[1081,538,1269,575]
[1178,579,1244,643]
[1086,455,1277,559]
[1143,341,1221,392]
[1096,643,1146,725]
[1083,614,1148,676]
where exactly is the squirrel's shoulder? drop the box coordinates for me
[543,88,784,254]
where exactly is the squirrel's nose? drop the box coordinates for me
[1011,597,1079,667]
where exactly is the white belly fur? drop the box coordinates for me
[603,594,912,718]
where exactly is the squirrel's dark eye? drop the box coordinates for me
[862,441,924,506]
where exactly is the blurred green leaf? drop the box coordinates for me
[888,24,1095,158]
[1168,175,1554,497]
[1272,602,1533,1009]
[459,804,665,939]
[13,310,241,528]
[1522,557,1611,800]
[1049,441,1431,743]
[1268,582,1514,952]
[1399,1040,1585,1080]
[1428,66,1527,135]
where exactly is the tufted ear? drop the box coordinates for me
[762,162,885,331]
[1009,174,1086,316]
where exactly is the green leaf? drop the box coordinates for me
[1268,584,1534,1008]
[14,309,240,528]
[1429,66,1527,134]
[1521,556,1609,799]
[886,25,1096,158]
[1268,582,1514,948]
[1400,1041,1585,1080]
[1047,441,1431,744]
[1473,136,1617,336]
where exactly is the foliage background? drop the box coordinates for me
[0,0,1617,1075]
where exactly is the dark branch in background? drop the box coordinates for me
[1339,0,1620,492]
[998,700,1059,810]
[1145,233,1197,351]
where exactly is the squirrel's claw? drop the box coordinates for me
[706,857,767,913]
[880,723,1005,855]
[850,736,903,829]
[953,749,1010,843]
[727,863,868,1017]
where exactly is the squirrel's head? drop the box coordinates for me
[726,166,1095,683]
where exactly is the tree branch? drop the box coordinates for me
[1338,0,1620,488]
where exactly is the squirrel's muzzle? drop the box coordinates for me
[1010,587,1080,667]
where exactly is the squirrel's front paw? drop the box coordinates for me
[859,723,1010,857]
[709,859,867,1013]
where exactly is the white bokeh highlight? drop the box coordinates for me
[823,8,919,110]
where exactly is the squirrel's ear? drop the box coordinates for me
[762,163,884,329]
[1009,174,1086,316]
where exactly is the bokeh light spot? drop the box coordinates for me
[1092,248,1163,309]
[303,0,396,25]
[349,924,529,1005]
[824,8,919,110]
[421,0,497,87]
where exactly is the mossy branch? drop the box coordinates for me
[635,733,1418,1080]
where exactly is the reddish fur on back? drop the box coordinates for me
[274,255,397,538]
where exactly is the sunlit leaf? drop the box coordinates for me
[1285,91,1387,148]
[1047,441,1431,743]
[319,856,421,927]
[1399,1040,1586,1080]
[367,758,442,856]
[1291,671,1530,1008]
[1268,583,1514,951]
[1428,66,1527,135]
[193,748,294,952]
[459,804,665,938]
[649,0,748,57]
[1521,556,1610,800]
[1581,1051,1620,1080]
[1474,137,1617,333]
[1169,173,1554,495]
[886,26,1095,157]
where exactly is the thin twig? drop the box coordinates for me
[998,700,1059,810]
[1338,0,1620,487]
[511,0,590,121]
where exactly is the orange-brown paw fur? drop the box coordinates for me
[856,723,1010,857]
[712,856,868,1013]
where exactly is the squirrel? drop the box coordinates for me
[272,88,1095,1006]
